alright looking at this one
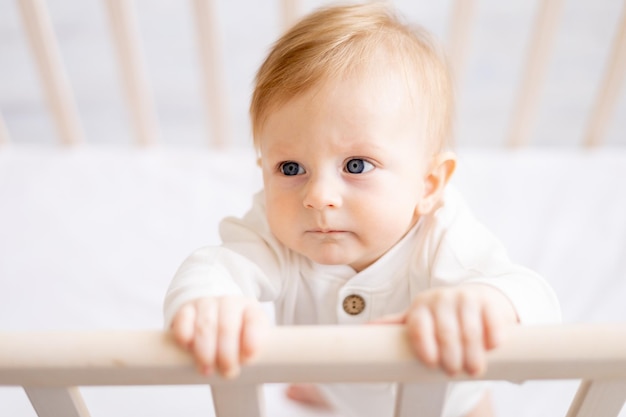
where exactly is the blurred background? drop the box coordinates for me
[1,0,624,148]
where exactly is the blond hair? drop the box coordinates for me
[250,2,454,153]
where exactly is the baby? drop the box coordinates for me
[164,3,561,417]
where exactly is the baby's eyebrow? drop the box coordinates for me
[340,140,389,157]
[259,141,293,158]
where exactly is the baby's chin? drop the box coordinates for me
[304,252,378,273]
[274,234,380,271]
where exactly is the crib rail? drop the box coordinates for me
[1,324,626,417]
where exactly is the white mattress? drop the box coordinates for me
[1,147,625,417]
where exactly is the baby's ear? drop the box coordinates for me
[417,152,456,215]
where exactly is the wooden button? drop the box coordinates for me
[343,294,365,315]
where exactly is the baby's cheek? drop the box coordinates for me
[266,204,298,244]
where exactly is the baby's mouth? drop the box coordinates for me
[307,225,339,231]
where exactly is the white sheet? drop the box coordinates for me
[1,147,625,417]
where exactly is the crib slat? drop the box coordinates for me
[446,0,477,85]
[565,379,626,417]
[17,0,83,146]
[394,382,447,417]
[281,0,299,31]
[0,113,10,145]
[584,5,626,147]
[507,0,563,147]
[105,0,159,146]
[24,387,91,417]
[211,384,264,417]
[191,0,229,148]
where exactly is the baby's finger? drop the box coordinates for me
[240,303,270,363]
[434,299,462,375]
[477,284,518,349]
[171,302,196,349]
[216,297,245,378]
[459,296,485,376]
[368,312,406,325]
[406,305,438,368]
[482,300,505,349]
[192,299,219,375]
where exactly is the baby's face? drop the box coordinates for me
[259,66,431,272]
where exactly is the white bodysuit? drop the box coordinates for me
[164,186,561,417]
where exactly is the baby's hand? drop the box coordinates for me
[170,295,270,378]
[373,284,517,376]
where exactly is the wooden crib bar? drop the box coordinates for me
[24,387,90,417]
[0,112,10,146]
[1,324,625,417]
[211,384,264,417]
[394,382,448,417]
[9,0,305,148]
[192,0,229,148]
[105,0,160,147]
[17,0,84,146]
[281,0,299,32]
[584,4,626,148]
[9,1,625,148]
[506,0,563,147]
[567,380,626,417]
[446,0,477,85]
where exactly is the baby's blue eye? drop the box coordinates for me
[280,161,305,176]
[345,158,374,174]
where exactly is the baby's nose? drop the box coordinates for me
[302,175,343,210]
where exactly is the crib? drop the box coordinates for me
[1,0,626,416]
